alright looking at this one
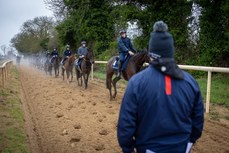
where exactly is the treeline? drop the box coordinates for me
[11,0,229,66]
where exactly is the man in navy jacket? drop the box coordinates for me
[61,45,72,65]
[117,21,204,153]
[117,29,136,77]
[50,47,59,64]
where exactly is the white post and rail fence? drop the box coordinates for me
[91,61,229,113]
[0,60,13,88]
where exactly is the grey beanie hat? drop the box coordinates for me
[149,21,175,58]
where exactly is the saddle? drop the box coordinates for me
[112,56,130,71]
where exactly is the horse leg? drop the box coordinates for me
[75,67,79,86]
[53,66,56,77]
[85,73,89,89]
[83,73,88,89]
[71,70,73,82]
[57,66,59,77]
[56,67,58,77]
[112,76,121,99]
[106,73,113,101]
[66,70,70,84]
[62,68,65,80]
[80,73,82,86]
[50,65,52,76]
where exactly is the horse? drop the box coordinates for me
[106,51,150,100]
[44,56,52,75]
[75,48,94,89]
[62,54,75,84]
[52,56,62,77]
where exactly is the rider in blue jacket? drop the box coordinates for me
[117,30,136,77]
[61,45,72,65]
[77,41,88,70]
[50,47,59,64]
[117,21,204,153]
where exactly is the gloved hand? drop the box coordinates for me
[128,51,134,55]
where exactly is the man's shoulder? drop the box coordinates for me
[182,70,200,87]
[129,67,153,83]
[117,37,122,42]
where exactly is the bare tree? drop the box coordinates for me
[44,0,68,21]
[1,45,7,56]
[21,16,54,38]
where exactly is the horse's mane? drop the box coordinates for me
[130,51,148,62]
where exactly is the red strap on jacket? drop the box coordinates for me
[165,75,172,95]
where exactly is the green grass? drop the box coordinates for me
[93,70,229,107]
[196,74,229,107]
[0,67,28,153]
[93,71,128,85]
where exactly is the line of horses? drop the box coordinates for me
[30,50,150,100]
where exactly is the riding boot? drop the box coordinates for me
[117,61,122,77]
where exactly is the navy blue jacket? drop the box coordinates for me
[64,50,72,57]
[117,58,204,153]
[51,50,59,56]
[118,37,136,54]
[77,46,88,56]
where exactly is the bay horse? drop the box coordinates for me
[75,48,94,89]
[52,56,62,77]
[106,51,150,100]
[62,54,75,84]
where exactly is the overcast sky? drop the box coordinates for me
[0,0,53,48]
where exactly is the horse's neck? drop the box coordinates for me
[130,53,146,65]
[69,55,75,62]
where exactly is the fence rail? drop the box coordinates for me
[92,61,229,113]
[0,60,13,88]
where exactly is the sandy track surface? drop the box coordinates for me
[19,66,229,153]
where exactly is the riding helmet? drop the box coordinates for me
[81,41,86,44]
[119,29,126,34]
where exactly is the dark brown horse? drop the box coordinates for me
[53,56,62,77]
[106,51,150,100]
[75,48,94,89]
[62,54,75,84]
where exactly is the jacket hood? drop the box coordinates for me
[150,58,184,79]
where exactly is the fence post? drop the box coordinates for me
[2,67,5,88]
[206,71,212,113]
[91,64,94,80]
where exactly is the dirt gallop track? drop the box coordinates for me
[19,66,229,153]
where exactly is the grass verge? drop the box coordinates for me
[0,66,28,153]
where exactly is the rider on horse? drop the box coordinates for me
[61,45,72,66]
[77,41,88,72]
[46,51,51,58]
[117,29,136,77]
[50,47,59,64]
